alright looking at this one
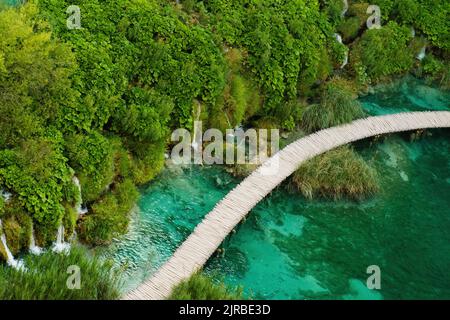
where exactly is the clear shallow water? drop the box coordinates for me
[1,0,21,6]
[362,76,450,115]
[99,166,239,292]
[104,77,449,299]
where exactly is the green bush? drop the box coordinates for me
[0,137,73,245]
[0,4,78,145]
[127,140,166,185]
[112,88,174,142]
[421,55,450,89]
[301,78,364,132]
[0,197,4,217]
[78,179,139,246]
[202,0,332,112]
[394,0,450,50]
[0,245,121,300]
[338,16,363,42]
[65,132,115,203]
[291,146,379,200]
[322,0,346,27]
[350,22,415,82]
[169,273,244,300]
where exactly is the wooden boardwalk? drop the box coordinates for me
[123,111,450,300]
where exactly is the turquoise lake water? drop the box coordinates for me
[102,77,450,299]
[1,0,21,6]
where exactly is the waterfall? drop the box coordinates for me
[29,225,42,255]
[52,223,70,253]
[334,33,348,69]
[0,189,12,203]
[417,45,426,61]
[191,101,202,151]
[72,176,88,216]
[0,219,26,270]
[341,0,349,17]
[410,27,416,38]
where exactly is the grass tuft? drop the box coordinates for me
[0,245,121,300]
[301,78,364,133]
[169,273,244,300]
[291,146,379,200]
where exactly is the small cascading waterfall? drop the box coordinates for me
[72,176,88,216]
[410,31,426,61]
[417,45,427,61]
[0,219,26,270]
[191,101,202,151]
[52,223,70,253]
[29,224,42,255]
[0,189,12,203]
[341,0,348,17]
[334,33,349,69]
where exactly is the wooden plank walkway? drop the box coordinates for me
[123,111,450,300]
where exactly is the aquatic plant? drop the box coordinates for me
[301,78,364,133]
[169,273,244,300]
[291,146,379,200]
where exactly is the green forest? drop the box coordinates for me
[0,0,449,299]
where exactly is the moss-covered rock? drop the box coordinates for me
[348,2,370,21]
[62,205,77,240]
[78,179,139,246]
[0,240,7,263]
[1,212,32,255]
[338,16,363,42]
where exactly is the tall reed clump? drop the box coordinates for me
[291,146,379,200]
[0,245,121,300]
[169,273,244,300]
[301,78,364,133]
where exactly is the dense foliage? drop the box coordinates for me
[0,0,448,263]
